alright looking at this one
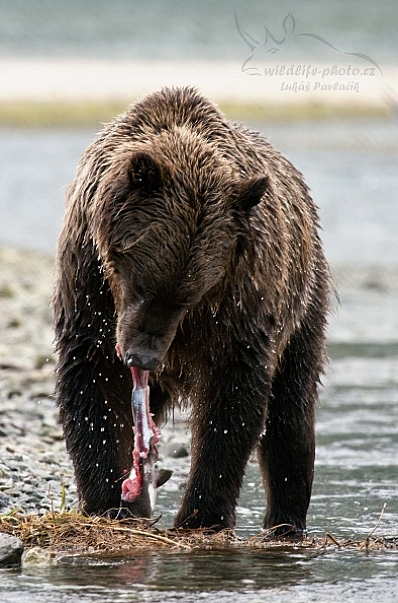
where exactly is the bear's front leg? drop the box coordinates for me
[53,241,138,516]
[56,346,135,516]
[174,365,269,530]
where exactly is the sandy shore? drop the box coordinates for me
[1,58,397,115]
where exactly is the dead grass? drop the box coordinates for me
[1,510,396,557]
[0,99,392,128]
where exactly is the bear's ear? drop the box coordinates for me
[236,175,270,212]
[128,151,165,191]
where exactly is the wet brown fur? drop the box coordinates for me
[53,87,330,534]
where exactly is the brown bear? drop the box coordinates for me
[53,86,330,536]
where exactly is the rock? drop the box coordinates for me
[162,441,190,459]
[0,533,24,567]
[0,490,12,510]
[22,546,52,566]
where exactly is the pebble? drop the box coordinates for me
[0,533,24,567]
[161,442,190,459]
[22,546,53,566]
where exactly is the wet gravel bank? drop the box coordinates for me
[0,247,68,514]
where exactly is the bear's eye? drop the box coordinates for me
[131,282,146,303]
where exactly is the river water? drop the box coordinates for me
[1,0,398,63]
[1,117,398,600]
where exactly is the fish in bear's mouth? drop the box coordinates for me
[115,345,172,519]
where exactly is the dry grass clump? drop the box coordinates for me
[1,509,396,557]
[0,511,237,555]
[0,512,187,554]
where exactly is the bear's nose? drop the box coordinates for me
[125,351,160,372]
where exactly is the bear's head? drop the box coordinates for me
[90,133,269,371]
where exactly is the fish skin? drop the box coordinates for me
[117,454,172,519]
